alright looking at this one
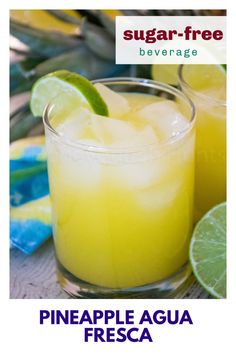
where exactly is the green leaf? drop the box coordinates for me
[10,105,42,142]
[92,11,116,37]
[34,47,126,79]
[81,18,115,61]
[10,63,34,95]
[10,20,81,58]
[46,10,81,25]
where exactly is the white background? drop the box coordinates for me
[1,1,236,353]
[116,16,226,64]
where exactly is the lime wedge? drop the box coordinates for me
[221,64,226,71]
[151,64,179,86]
[30,70,108,117]
[190,202,226,299]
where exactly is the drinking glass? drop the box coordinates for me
[43,78,195,298]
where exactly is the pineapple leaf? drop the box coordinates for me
[10,57,45,95]
[46,10,81,26]
[10,20,81,58]
[10,105,42,142]
[10,62,35,95]
[34,46,127,79]
[48,10,115,60]
[80,18,115,61]
[92,11,116,37]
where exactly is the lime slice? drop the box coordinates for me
[190,202,226,299]
[30,70,108,117]
[151,64,179,85]
[221,64,226,71]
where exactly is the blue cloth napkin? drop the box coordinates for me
[10,136,52,254]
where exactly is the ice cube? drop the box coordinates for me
[62,154,102,187]
[113,150,170,190]
[130,125,159,148]
[94,83,130,118]
[116,160,160,189]
[88,113,159,148]
[137,180,181,210]
[55,136,102,187]
[56,105,159,149]
[137,100,189,141]
[57,107,91,141]
[90,114,136,145]
[74,158,102,186]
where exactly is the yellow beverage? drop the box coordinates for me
[44,79,195,291]
[178,65,226,220]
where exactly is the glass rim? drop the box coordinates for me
[178,64,226,106]
[43,77,196,154]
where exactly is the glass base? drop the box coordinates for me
[57,260,193,299]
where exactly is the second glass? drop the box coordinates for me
[178,65,226,220]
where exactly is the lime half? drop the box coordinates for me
[190,202,226,299]
[30,70,108,117]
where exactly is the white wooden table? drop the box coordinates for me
[10,239,211,299]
